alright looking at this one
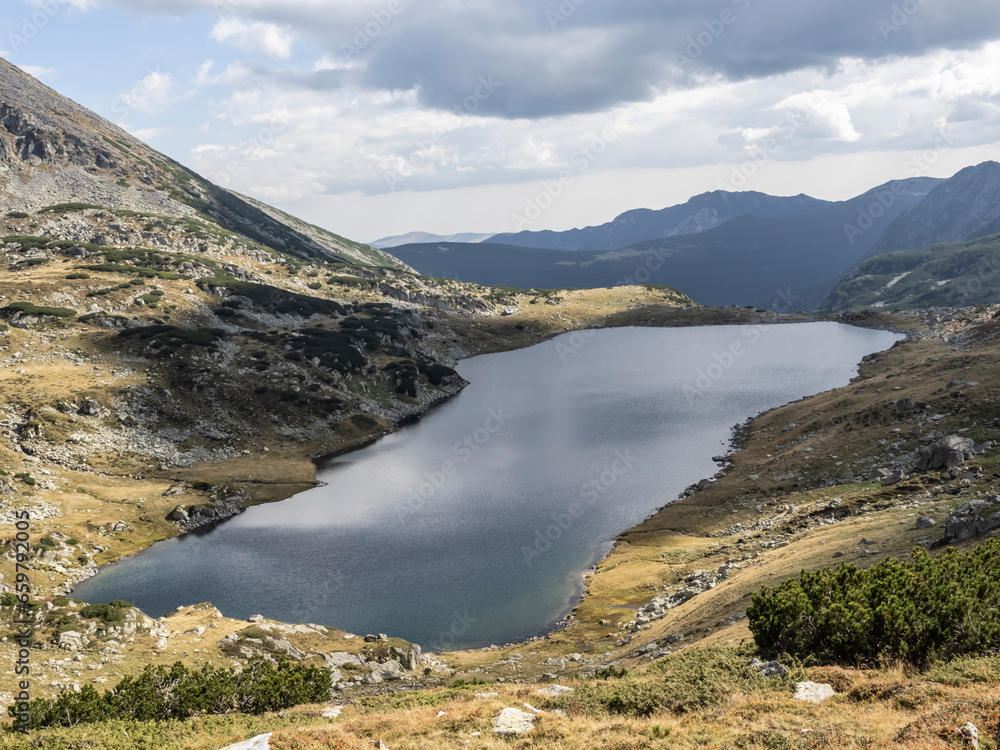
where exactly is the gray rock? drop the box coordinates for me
[915,515,936,529]
[915,435,976,472]
[320,706,342,719]
[757,660,789,678]
[959,722,979,749]
[217,733,272,750]
[492,707,536,736]
[793,681,836,703]
[535,685,573,697]
[363,671,383,685]
[58,630,85,651]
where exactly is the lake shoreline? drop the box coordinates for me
[72,313,911,650]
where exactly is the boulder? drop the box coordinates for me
[915,515,936,529]
[793,681,836,703]
[58,630,85,651]
[492,708,536,736]
[943,496,1000,542]
[915,435,976,472]
[535,685,573,697]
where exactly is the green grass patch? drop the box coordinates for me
[2,302,76,318]
[38,202,104,214]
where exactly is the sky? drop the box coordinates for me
[3,0,1000,243]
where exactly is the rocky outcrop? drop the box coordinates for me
[492,707,536,736]
[942,496,1000,543]
[914,435,977,472]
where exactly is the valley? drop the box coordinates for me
[1,53,1000,750]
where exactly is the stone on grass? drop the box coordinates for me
[492,707,536,736]
[535,685,573,697]
[793,681,836,703]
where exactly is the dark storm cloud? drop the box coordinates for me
[105,0,1000,118]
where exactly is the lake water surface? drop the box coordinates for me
[73,323,902,649]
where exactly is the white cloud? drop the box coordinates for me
[15,64,57,82]
[128,127,172,141]
[115,70,174,115]
[210,18,295,59]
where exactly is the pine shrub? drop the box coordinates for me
[747,541,1000,667]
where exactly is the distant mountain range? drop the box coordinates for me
[391,161,1000,311]
[391,178,942,309]
[372,231,496,249]
[819,161,1000,312]
[490,191,830,252]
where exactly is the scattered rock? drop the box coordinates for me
[535,685,573,697]
[793,681,836,703]
[915,435,975,473]
[942,496,1000,543]
[915,515,936,529]
[492,707,536,736]
[749,658,789,678]
[959,722,979,749]
[218,733,272,750]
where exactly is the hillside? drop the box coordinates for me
[0,58,405,270]
[4,58,1000,750]
[490,190,832,251]
[868,161,1000,256]
[819,232,1000,312]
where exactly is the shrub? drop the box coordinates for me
[6,211,29,219]
[38,202,103,214]
[551,648,788,717]
[13,658,332,730]
[3,302,75,318]
[747,541,1000,667]
[66,273,91,280]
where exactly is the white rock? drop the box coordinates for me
[320,706,342,719]
[793,681,836,703]
[535,685,573,697]
[218,733,272,750]
[492,707,536,736]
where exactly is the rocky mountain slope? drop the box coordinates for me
[818,232,1000,312]
[490,190,832,252]
[0,58,405,270]
[867,161,1000,255]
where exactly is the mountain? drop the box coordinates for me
[489,190,833,252]
[818,233,1000,312]
[0,58,406,270]
[393,177,941,309]
[372,231,495,248]
[867,161,1000,256]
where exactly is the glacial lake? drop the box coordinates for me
[73,323,902,650]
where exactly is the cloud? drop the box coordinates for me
[15,64,57,82]
[82,0,1000,119]
[128,126,172,140]
[210,18,294,59]
[114,70,174,115]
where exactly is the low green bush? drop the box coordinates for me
[3,302,76,318]
[12,658,331,730]
[748,541,1000,667]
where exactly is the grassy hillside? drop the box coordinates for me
[819,233,1000,312]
